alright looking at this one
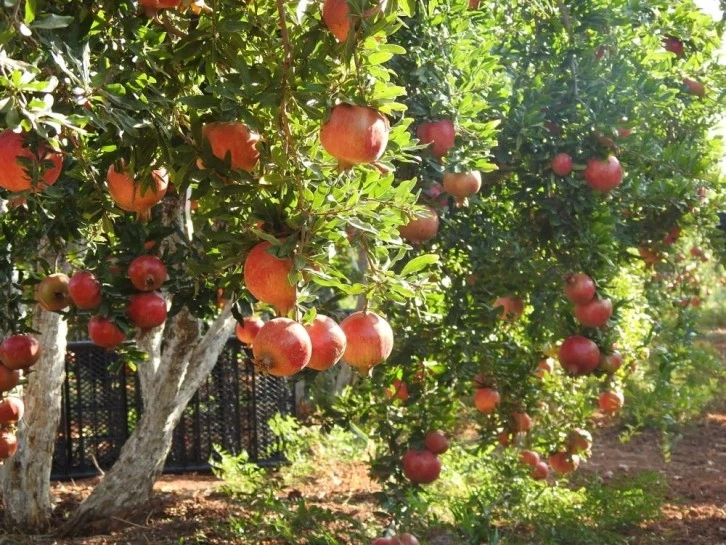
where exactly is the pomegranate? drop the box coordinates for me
[558,335,600,376]
[87,316,126,349]
[564,272,596,304]
[398,534,420,545]
[305,315,347,371]
[531,460,549,480]
[371,538,397,545]
[598,390,624,414]
[0,431,18,460]
[139,0,181,17]
[0,396,24,424]
[566,428,592,454]
[235,316,265,345]
[68,271,103,309]
[424,430,450,455]
[573,297,613,328]
[128,255,168,291]
[519,450,540,467]
[416,119,455,158]
[512,411,533,433]
[0,366,21,392]
[663,35,684,57]
[243,241,297,315]
[549,451,580,474]
[398,205,439,244]
[442,171,482,206]
[599,350,623,373]
[402,448,441,484]
[473,387,500,414]
[126,292,167,329]
[683,77,705,97]
[583,155,623,192]
[252,318,312,377]
[107,161,169,221]
[0,129,62,192]
[320,103,390,169]
[385,379,409,401]
[199,121,260,173]
[322,0,385,42]
[0,335,42,370]
[35,273,72,312]
[493,296,524,321]
[551,152,573,176]
[339,311,394,373]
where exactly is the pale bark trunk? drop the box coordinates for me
[0,306,68,532]
[58,304,235,536]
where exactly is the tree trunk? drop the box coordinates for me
[58,305,235,536]
[0,306,68,532]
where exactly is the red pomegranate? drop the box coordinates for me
[87,316,126,349]
[663,35,684,57]
[512,411,533,433]
[399,205,439,244]
[0,335,42,370]
[385,379,409,401]
[549,451,580,474]
[126,292,167,329]
[322,0,385,42]
[252,318,312,377]
[683,77,705,97]
[416,119,456,158]
[563,273,596,305]
[493,296,524,321]
[566,428,592,454]
[402,448,441,484]
[598,390,624,414]
[573,297,613,328]
[35,273,72,312]
[442,171,482,205]
[473,387,500,414]
[599,350,623,373]
[424,430,450,455]
[243,241,297,315]
[558,335,600,376]
[0,365,21,392]
[68,271,103,309]
[551,152,573,176]
[305,315,347,371]
[107,161,169,221]
[128,255,167,291]
[235,316,265,346]
[339,311,394,373]
[320,104,390,169]
[0,129,62,192]
[0,396,24,424]
[519,450,540,467]
[199,121,260,173]
[583,155,623,192]
[0,431,18,460]
[531,460,549,480]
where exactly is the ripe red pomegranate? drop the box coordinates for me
[0,366,21,392]
[0,396,24,424]
[87,316,126,349]
[493,296,524,321]
[402,448,441,484]
[127,292,167,329]
[558,335,600,376]
[574,297,613,328]
[107,161,169,221]
[35,273,72,312]
[683,77,705,97]
[564,273,596,304]
[322,0,385,42]
[531,460,549,480]
[399,205,439,244]
[473,387,500,414]
[519,450,540,467]
[583,155,623,192]
[599,350,623,373]
[417,119,455,158]
[663,35,684,57]
[252,318,312,377]
[598,390,624,414]
[424,430,450,455]
[305,315,347,371]
[566,428,592,454]
[549,451,580,474]
[385,379,409,401]
[128,255,167,291]
[320,104,390,169]
[0,335,42,370]
[551,152,573,176]
[0,129,62,192]
[68,271,103,309]
[199,121,260,173]
[512,411,533,433]
[442,171,482,206]
[243,241,297,315]
[0,431,18,460]
[235,316,265,346]
[371,538,397,545]
[139,0,181,16]
[339,311,394,373]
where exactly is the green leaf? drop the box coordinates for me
[400,254,439,277]
[31,14,75,29]
[24,0,35,25]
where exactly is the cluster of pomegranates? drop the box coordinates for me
[550,151,624,193]
[401,429,448,485]
[0,334,42,461]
